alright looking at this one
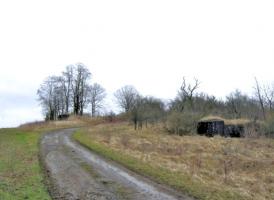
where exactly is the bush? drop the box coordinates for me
[241,120,263,138]
[263,113,274,137]
[166,111,200,135]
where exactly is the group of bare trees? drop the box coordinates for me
[168,77,274,119]
[114,85,165,129]
[38,65,274,136]
[37,63,106,120]
[114,85,139,113]
[111,77,274,133]
[225,78,274,121]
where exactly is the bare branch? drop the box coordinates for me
[254,77,266,120]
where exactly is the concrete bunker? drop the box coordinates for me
[197,117,246,137]
[58,114,70,120]
[224,124,244,137]
[197,119,224,137]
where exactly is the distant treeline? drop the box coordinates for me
[37,63,274,136]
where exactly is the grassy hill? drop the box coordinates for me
[74,122,274,200]
[1,117,274,200]
[0,116,106,200]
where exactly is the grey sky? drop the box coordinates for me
[0,0,274,127]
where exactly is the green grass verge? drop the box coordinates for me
[0,128,51,200]
[73,130,246,200]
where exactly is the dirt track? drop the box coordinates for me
[40,129,193,200]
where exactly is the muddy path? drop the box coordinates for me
[40,129,194,200]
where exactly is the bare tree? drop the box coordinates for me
[263,83,274,110]
[71,63,91,115]
[226,90,244,118]
[131,95,144,130]
[54,76,66,116]
[141,97,165,125]
[177,77,200,111]
[37,76,65,120]
[114,85,139,112]
[254,77,266,120]
[37,77,54,120]
[62,65,74,114]
[89,83,106,117]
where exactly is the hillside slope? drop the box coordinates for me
[74,122,274,200]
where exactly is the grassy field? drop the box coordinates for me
[74,122,274,200]
[0,116,106,200]
[0,128,50,200]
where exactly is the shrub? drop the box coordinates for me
[263,113,274,137]
[166,111,200,135]
[243,121,262,138]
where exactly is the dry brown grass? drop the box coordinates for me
[200,115,251,125]
[79,122,274,200]
[19,115,106,131]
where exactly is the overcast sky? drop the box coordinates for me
[0,0,273,128]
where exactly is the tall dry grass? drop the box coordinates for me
[79,122,274,200]
[19,115,107,131]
